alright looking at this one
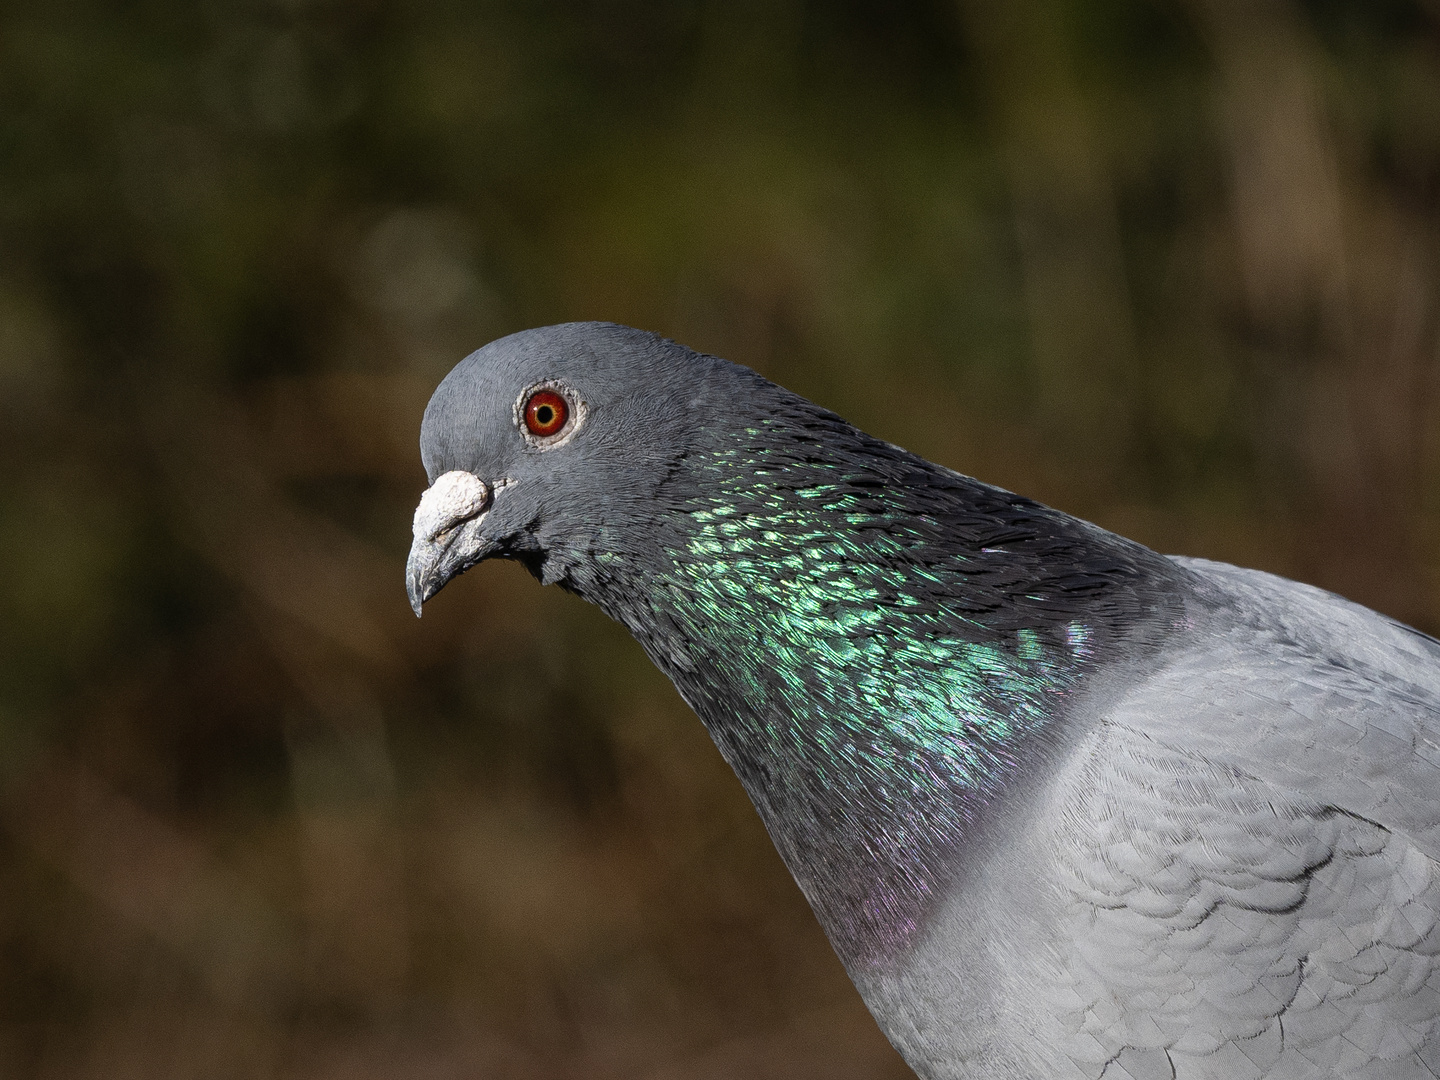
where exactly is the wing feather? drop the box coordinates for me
[1034,560,1440,1077]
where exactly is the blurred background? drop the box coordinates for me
[2,0,1439,1076]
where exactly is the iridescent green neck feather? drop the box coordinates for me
[568,392,1182,968]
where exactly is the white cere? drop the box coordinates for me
[413,470,492,542]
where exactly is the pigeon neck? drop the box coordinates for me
[570,409,1182,969]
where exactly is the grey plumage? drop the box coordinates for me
[407,322,1440,1079]
[866,559,1440,1078]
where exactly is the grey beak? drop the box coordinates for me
[406,471,495,616]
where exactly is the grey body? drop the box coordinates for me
[406,323,1440,1079]
[868,559,1440,1079]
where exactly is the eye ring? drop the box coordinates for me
[515,381,587,449]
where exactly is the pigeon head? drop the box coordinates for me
[407,321,752,613]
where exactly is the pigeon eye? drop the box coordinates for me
[524,390,569,438]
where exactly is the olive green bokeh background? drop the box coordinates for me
[3,1,1440,1076]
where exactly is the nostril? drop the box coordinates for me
[413,471,491,542]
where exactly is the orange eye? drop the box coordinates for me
[524,389,569,437]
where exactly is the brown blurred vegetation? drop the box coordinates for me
[2,0,1440,1076]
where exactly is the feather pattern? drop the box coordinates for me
[573,394,1185,966]
[864,558,1440,1078]
[410,323,1440,1078]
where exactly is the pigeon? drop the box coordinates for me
[406,322,1440,1080]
